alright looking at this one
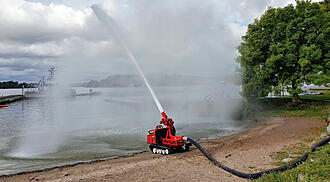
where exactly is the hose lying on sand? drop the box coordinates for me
[185,136,330,179]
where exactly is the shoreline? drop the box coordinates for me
[0,95,23,105]
[0,117,325,182]
[0,120,253,177]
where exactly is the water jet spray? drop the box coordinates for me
[91,5,164,116]
[91,4,330,180]
[92,5,190,154]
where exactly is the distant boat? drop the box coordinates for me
[70,89,101,97]
[0,105,8,108]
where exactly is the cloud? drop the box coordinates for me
[0,1,86,42]
[0,0,313,82]
[0,57,52,81]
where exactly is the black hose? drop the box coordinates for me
[187,136,330,179]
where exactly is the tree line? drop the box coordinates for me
[0,81,37,89]
[237,0,329,102]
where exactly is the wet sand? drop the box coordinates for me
[0,117,325,182]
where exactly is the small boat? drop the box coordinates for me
[0,105,8,108]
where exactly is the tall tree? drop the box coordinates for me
[237,0,330,102]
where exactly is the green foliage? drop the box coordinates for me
[234,90,330,120]
[246,90,330,119]
[255,127,330,182]
[237,0,330,102]
[254,98,330,119]
[299,90,330,100]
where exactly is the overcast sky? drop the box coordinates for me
[0,0,321,82]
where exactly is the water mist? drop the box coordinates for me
[8,1,243,162]
[91,5,165,116]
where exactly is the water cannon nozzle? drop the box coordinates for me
[161,112,167,119]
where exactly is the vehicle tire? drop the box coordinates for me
[183,144,190,151]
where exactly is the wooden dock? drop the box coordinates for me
[0,95,23,104]
[0,91,102,105]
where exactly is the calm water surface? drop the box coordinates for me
[0,86,247,175]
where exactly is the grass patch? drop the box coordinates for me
[256,141,329,182]
[234,96,329,120]
[249,97,330,119]
[269,142,309,166]
[299,90,330,101]
[238,91,330,181]
[255,127,330,182]
[248,90,330,119]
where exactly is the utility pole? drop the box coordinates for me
[22,85,24,100]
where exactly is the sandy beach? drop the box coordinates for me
[0,117,325,182]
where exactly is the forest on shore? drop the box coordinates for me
[0,81,36,89]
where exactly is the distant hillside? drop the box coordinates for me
[82,74,217,88]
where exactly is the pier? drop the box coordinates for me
[0,95,23,104]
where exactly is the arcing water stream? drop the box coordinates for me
[0,4,245,176]
[0,86,244,175]
[91,5,165,116]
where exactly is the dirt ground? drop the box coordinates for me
[0,117,325,182]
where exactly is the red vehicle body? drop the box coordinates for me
[147,112,190,154]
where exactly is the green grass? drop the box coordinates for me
[255,127,330,182]
[234,92,330,181]
[251,90,330,119]
[269,142,307,166]
[241,91,330,181]
[233,91,330,120]
[298,90,330,101]
[255,101,330,119]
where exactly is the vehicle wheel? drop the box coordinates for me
[152,148,157,154]
[183,144,190,151]
[161,150,166,155]
[165,149,169,155]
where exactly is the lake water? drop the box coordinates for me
[0,85,247,175]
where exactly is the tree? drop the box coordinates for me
[237,0,329,102]
[0,81,36,89]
